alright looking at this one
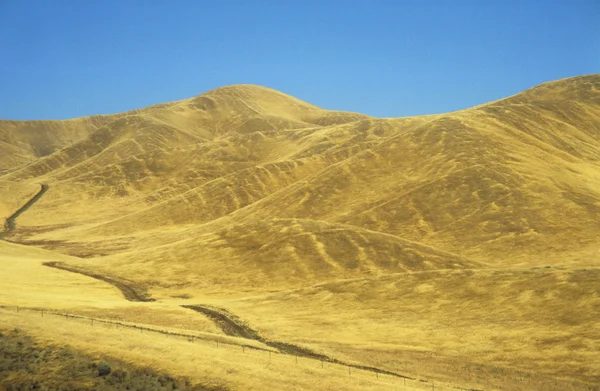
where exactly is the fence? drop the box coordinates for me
[1,304,479,391]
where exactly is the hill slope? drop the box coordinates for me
[1,75,600,390]
[4,77,600,269]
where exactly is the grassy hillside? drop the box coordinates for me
[223,267,600,388]
[0,180,39,222]
[0,328,213,391]
[1,75,599,390]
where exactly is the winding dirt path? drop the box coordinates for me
[36,261,413,379]
[43,262,154,302]
[1,184,48,238]
[182,304,413,380]
[39,258,440,383]
[0,184,467,386]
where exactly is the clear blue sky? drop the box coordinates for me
[0,0,598,120]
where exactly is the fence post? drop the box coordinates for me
[216,340,219,348]
[321,360,323,368]
[295,356,298,365]
[348,366,351,376]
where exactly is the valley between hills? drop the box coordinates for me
[1,75,600,391]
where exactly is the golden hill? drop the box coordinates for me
[5,76,600,269]
[1,75,600,390]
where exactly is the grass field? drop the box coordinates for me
[1,75,600,390]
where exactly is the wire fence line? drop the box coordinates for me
[5,304,271,352]
[1,304,476,391]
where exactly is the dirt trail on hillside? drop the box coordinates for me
[39,264,432,382]
[1,184,48,238]
[43,262,154,302]
[182,304,413,379]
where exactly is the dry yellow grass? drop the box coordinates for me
[0,240,124,307]
[0,180,39,221]
[1,75,600,390]
[223,268,600,389]
[0,310,438,391]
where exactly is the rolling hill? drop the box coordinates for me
[1,75,599,391]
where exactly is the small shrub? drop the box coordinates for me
[97,362,111,377]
